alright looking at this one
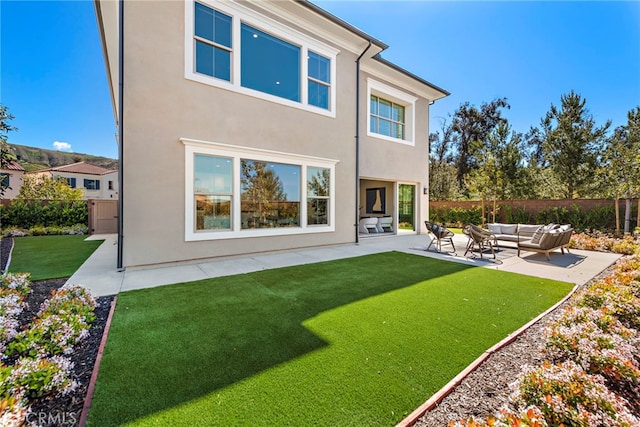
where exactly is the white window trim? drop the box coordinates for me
[182,138,338,242]
[185,0,338,118]
[366,78,417,146]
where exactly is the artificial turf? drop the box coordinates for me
[87,251,573,426]
[8,235,103,281]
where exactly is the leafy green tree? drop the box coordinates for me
[601,107,640,233]
[17,175,83,200]
[429,119,461,201]
[0,106,18,198]
[450,97,510,191]
[534,91,610,199]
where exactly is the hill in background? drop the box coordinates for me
[9,144,118,172]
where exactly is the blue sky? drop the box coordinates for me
[1,1,639,160]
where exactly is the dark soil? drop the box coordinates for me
[1,236,13,272]
[7,278,113,427]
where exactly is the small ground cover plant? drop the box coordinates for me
[451,254,640,426]
[0,273,97,426]
[569,231,640,255]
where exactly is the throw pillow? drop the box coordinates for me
[530,226,544,244]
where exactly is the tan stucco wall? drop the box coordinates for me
[120,1,359,267]
[359,72,430,233]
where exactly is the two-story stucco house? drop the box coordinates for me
[32,162,119,200]
[0,160,25,199]
[95,0,448,269]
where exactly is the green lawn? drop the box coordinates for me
[8,235,103,281]
[88,252,572,426]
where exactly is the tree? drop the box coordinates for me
[429,118,461,201]
[601,106,640,233]
[241,160,288,226]
[17,175,83,200]
[450,97,510,191]
[0,106,18,198]
[536,91,610,199]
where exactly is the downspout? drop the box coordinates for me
[117,0,124,271]
[355,40,372,244]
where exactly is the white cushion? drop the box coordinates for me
[501,224,518,234]
[488,224,502,233]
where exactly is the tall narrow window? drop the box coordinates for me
[240,160,300,229]
[194,154,233,230]
[194,3,232,81]
[241,24,300,102]
[370,95,405,140]
[66,177,76,188]
[307,51,330,109]
[307,166,330,225]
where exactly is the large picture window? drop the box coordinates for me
[186,1,337,116]
[194,154,232,230]
[241,24,300,102]
[241,160,300,229]
[184,139,336,241]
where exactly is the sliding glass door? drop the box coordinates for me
[398,184,415,231]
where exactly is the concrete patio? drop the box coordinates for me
[67,233,621,297]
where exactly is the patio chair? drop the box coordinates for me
[463,224,497,259]
[424,221,455,253]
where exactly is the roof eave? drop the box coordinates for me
[373,54,450,99]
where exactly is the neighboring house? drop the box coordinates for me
[95,0,449,269]
[32,162,119,200]
[0,160,25,199]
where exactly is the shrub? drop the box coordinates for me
[1,273,31,299]
[0,396,26,427]
[514,361,638,426]
[0,356,77,400]
[545,307,639,383]
[0,200,87,229]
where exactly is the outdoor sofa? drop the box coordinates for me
[487,222,574,261]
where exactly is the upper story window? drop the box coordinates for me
[66,177,77,188]
[194,3,232,81]
[308,51,331,109]
[84,179,100,190]
[240,24,300,102]
[367,78,417,146]
[187,1,338,117]
[370,95,405,140]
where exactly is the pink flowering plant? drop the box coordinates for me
[514,361,638,427]
[39,283,97,323]
[0,272,97,422]
[0,396,27,427]
[449,406,548,427]
[0,355,77,400]
[0,273,31,299]
[545,307,639,383]
[569,232,640,255]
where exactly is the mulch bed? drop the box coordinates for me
[3,271,113,426]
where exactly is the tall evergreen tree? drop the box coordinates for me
[537,91,610,199]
